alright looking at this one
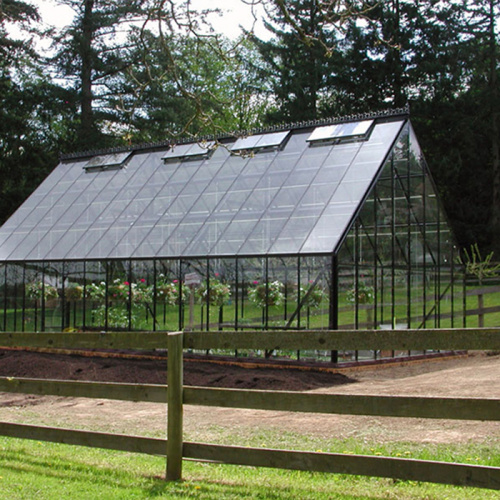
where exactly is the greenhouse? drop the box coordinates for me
[0,108,464,362]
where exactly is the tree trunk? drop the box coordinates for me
[391,0,405,107]
[80,0,95,147]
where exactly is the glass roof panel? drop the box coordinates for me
[83,151,131,171]
[230,135,260,151]
[0,164,72,232]
[268,216,317,254]
[301,120,404,253]
[0,117,407,261]
[230,130,290,152]
[307,119,374,143]
[239,216,289,255]
[254,130,290,149]
[162,141,215,162]
[0,160,90,260]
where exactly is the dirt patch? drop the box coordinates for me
[0,348,354,390]
[0,349,498,445]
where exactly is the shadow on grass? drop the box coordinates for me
[0,443,386,499]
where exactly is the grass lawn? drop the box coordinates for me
[0,436,498,499]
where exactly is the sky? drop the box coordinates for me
[35,0,269,39]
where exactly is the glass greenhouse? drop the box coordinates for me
[0,109,465,362]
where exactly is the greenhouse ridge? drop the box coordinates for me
[59,107,410,162]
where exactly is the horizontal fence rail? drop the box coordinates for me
[1,377,498,421]
[184,328,500,351]
[0,378,167,403]
[182,442,500,490]
[0,331,168,350]
[0,328,499,489]
[0,422,166,456]
[1,422,498,490]
[1,327,500,351]
[184,387,500,421]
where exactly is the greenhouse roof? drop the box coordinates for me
[0,109,408,262]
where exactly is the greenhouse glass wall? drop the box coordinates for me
[0,109,464,362]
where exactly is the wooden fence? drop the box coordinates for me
[0,328,499,490]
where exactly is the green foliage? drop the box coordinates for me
[64,284,83,301]
[156,276,190,306]
[248,280,285,308]
[87,278,154,305]
[112,32,268,142]
[250,0,346,122]
[25,281,58,301]
[297,283,327,309]
[196,279,231,308]
[92,304,134,329]
[346,282,374,305]
[459,243,500,284]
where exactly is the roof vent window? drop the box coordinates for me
[230,130,290,154]
[162,141,215,163]
[307,119,374,144]
[83,152,132,172]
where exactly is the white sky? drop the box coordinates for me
[35,0,269,39]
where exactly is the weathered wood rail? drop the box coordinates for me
[0,328,499,490]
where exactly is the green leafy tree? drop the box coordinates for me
[111,32,268,143]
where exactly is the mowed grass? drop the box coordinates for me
[0,436,499,499]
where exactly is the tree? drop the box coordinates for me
[459,0,500,251]
[110,31,269,143]
[250,0,348,123]
[48,0,145,150]
[0,1,77,224]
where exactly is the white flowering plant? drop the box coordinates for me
[196,279,231,307]
[346,282,374,305]
[26,281,58,301]
[248,280,285,308]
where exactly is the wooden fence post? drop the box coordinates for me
[167,331,184,481]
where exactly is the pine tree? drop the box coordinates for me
[0,1,76,223]
[48,0,144,150]
[251,0,347,123]
[460,0,500,251]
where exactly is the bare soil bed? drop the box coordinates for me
[0,348,354,390]
[0,348,499,446]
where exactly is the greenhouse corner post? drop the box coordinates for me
[330,254,339,363]
[105,261,109,332]
[2,265,6,331]
[61,261,66,331]
[82,261,87,331]
[153,260,157,332]
[234,257,239,332]
[41,264,46,332]
[127,259,132,330]
[22,263,26,332]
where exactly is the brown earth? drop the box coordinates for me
[0,348,354,390]
[0,348,499,446]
